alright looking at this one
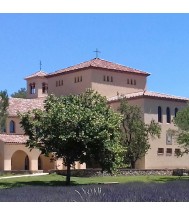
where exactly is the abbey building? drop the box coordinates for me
[0,58,188,171]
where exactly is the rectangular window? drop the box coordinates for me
[61,80,64,86]
[166,148,172,155]
[80,76,82,82]
[56,81,58,87]
[157,148,164,154]
[127,79,130,84]
[107,76,109,82]
[111,76,113,82]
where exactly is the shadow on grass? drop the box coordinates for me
[152,176,189,183]
[1,175,189,190]
[0,180,81,189]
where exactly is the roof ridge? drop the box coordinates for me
[145,90,189,99]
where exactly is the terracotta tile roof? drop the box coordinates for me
[8,97,45,116]
[24,71,47,80]
[108,91,189,102]
[0,134,28,144]
[47,58,150,77]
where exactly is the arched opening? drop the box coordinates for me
[166,107,171,123]
[158,106,162,123]
[25,155,29,170]
[38,156,42,170]
[38,154,55,171]
[10,120,15,133]
[30,83,36,94]
[175,108,178,117]
[11,150,30,170]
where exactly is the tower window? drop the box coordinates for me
[42,83,48,94]
[74,76,82,83]
[30,83,36,94]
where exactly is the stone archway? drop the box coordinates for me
[38,154,55,171]
[11,150,30,170]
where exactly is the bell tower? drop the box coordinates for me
[24,71,48,99]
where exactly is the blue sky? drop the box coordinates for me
[1,13,189,97]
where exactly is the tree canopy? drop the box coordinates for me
[0,90,9,133]
[173,104,189,155]
[19,89,124,185]
[11,88,27,98]
[118,97,161,168]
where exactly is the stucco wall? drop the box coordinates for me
[91,69,147,98]
[47,69,92,96]
[4,144,41,171]
[0,141,4,170]
[143,98,189,169]
[6,117,24,135]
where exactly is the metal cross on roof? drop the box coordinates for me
[93,48,101,58]
[40,60,42,71]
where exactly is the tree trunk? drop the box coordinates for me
[131,160,136,169]
[66,163,71,185]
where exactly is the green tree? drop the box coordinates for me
[11,88,27,98]
[19,89,124,185]
[0,90,9,133]
[173,104,189,155]
[118,97,161,169]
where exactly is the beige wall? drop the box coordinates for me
[4,144,41,171]
[91,69,147,98]
[0,141,4,170]
[143,98,189,169]
[109,97,189,169]
[47,69,92,96]
[38,154,55,171]
[6,117,24,135]
[47,68,147,98]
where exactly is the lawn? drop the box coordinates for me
[0,173,186,189]
[0,174,189,201]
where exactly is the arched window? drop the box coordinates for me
[10,120,15,133]
[175,108,178,117]
[42,82,48,94]
[158,106,162,123]
[166,107,171,123]
[30,83,36,94]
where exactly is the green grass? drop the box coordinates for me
[0,173,188,189]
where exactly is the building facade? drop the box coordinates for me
[0,58,188,172]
